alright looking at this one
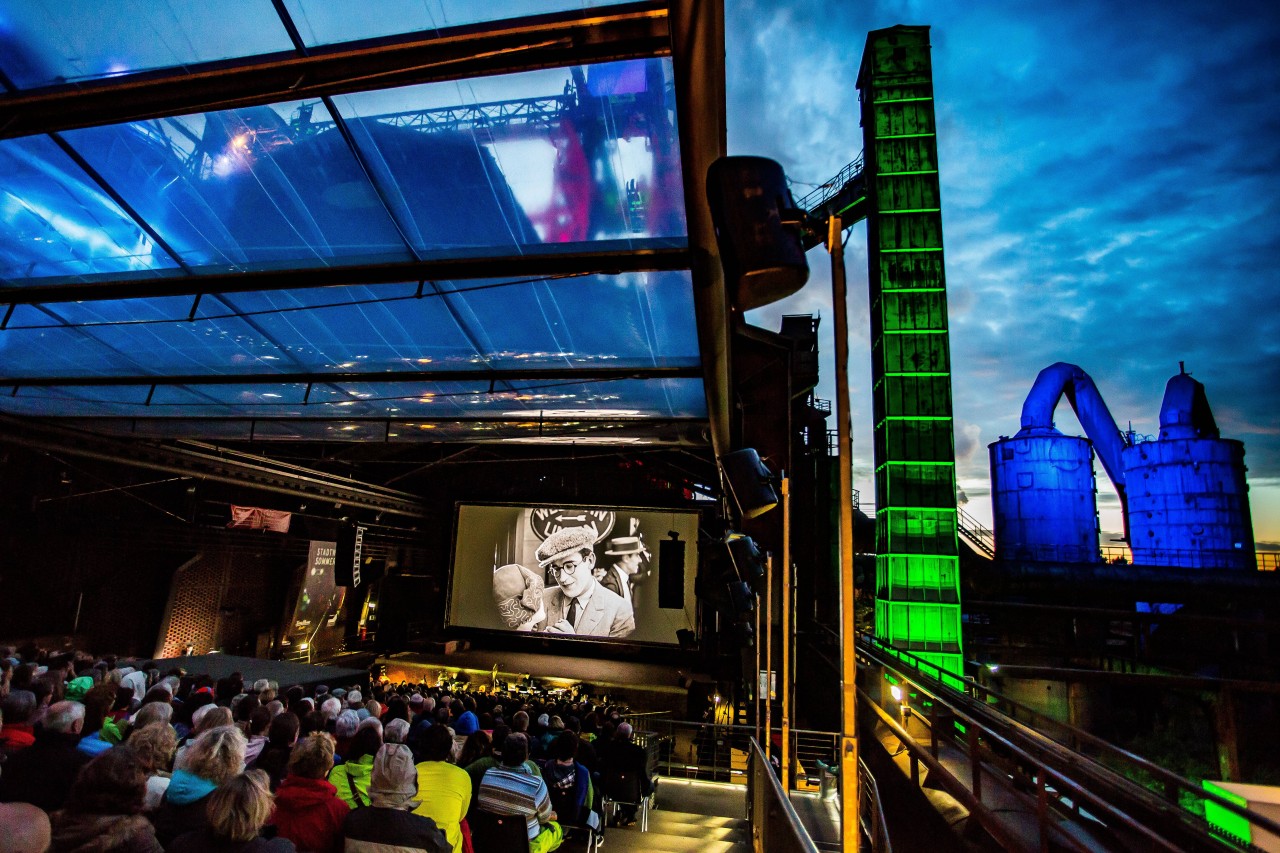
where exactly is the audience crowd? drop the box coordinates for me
[0,644,657,853]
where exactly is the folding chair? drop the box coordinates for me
[601,767,655,832]
[468,809,532,853]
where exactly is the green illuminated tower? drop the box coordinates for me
[859,26,963,680]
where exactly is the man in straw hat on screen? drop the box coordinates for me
[600,534,649,608]
[535,527,635,639]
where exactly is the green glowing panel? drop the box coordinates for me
[860,25,963,676]
[1202,781,1252,845]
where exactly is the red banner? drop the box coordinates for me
[227,505,292,533]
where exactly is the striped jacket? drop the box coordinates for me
[477,765,553,840]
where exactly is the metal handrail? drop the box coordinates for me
[858,757,893,853]
[748,737,821,853]
[797,154,866,213]
[862,634,1280,848]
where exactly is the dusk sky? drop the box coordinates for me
[727,1,1280,547]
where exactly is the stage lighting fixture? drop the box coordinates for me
[720,448,779,519]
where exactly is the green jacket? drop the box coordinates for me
[328,755,375,808]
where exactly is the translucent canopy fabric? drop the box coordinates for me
[2,57,685,286]
[281,0,615,48]
[0,4,711,445]
[0,271,698,379]
[0,0,610,91]
[0,0,293,90]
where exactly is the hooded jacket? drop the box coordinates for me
[151,768,218,846]
[49,811,164,853]
[327,754,375,809]
[272,775,350,853]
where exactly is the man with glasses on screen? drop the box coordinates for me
[535,527,635,639]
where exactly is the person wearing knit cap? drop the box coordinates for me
[341,744,450,853]
[533,527,635,639]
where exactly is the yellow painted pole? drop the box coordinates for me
[765,552,773,763]
[781,475,792,792]
[829,214,860,852]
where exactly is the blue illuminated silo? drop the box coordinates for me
[1123,368,1255,570]
[990,429,1101,563]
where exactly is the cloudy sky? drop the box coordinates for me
[726,0,1280,547]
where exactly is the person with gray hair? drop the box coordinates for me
[333,709,361,757]
[384,718,410,745]
[0,700,90,810]
[132,701,173,730]
[341,744,450,853]
[319,697,342,722]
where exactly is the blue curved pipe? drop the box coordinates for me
[1019,362,1130,504]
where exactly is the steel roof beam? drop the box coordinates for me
[0,246,691,305]
[1,365,702,388]
[0,413,428,516]
[0,2,671,140]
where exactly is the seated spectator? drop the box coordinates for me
[0,700,90,811]
[127,723,178,811]
[0,802,52,853]
[384,718,410,745]
[601,723,652,828]
[542,731,595,830]
[244,707,272,765]
[77,684,124,756]
[478,734,562,853]
[328,723,381,808]
[170,769,294,853]
[457,730,491,772]
[342,744,449,853]
[453,696,479,737]
[175,706,234,768]
[252,711,300,792]
[538,716,565,757]
[131,700,173,731]
[0,690,37,754]
[273,734,349,853]
[346,691,367,721]
[333,710,360,759]
[152,725,246,846]
[49,746,163,853]
[413,724,471,853]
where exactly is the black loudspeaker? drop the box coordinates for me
[706,155,809,311]
[658,536,686,609]
[726,534,765,583]
[720,448,779,519]
[334,523,366,587]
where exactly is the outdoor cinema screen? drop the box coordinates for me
[447,504,699,645]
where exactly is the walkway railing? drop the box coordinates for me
[748,737,821,853]
[635,718,892,851]
[861,634,1280,851]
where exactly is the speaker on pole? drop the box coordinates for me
[706,155,809,311]
[720,448,779,519]
[658,533,686,609]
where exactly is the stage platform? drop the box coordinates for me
[379,648,698,716]
[153,653,367,692]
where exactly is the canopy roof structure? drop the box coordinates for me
[0,1,728,461]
